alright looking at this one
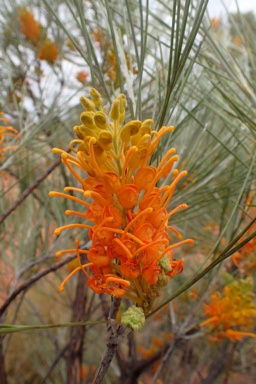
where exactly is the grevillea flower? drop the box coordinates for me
[49,88,194,312]
[0,113,20,163]
[19,8,41,44]
[200,277,256,341]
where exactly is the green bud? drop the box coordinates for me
[158,254,172,273]
[121,306,145,331]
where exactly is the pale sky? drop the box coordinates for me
[208,0,256,16]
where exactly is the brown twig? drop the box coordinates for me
[93,298,128,384]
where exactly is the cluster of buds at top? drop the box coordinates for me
[49,88,193,312]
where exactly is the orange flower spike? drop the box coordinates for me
[51,88,194,304]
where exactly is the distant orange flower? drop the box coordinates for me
[233,36,242,46]
[211,17,220,29]
[200,278,256,342]
[19,8,41,44]
[76,71,89,84]
[50,89,193,312]
[38,40,58,63]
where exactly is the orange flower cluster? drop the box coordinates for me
[38,40,58,63]
[18,8,58,63]
[200,277,256,342]
[50,89,193,311]
[0,113,20,163]
[19,8,41,44]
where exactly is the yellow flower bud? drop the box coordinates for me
[131,119,153,145]
[73,125,94,140]
[80,96,96,111]
[109,99,120,121]
[90,88,102,107]
[94,112,108,130]
[117,94,127,123]
[97,130,113,151]
[80,112,97,129]
[120,120,141,142]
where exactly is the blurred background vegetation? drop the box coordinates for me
[0,0,255,383]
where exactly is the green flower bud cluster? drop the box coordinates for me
[121,305,145,331]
